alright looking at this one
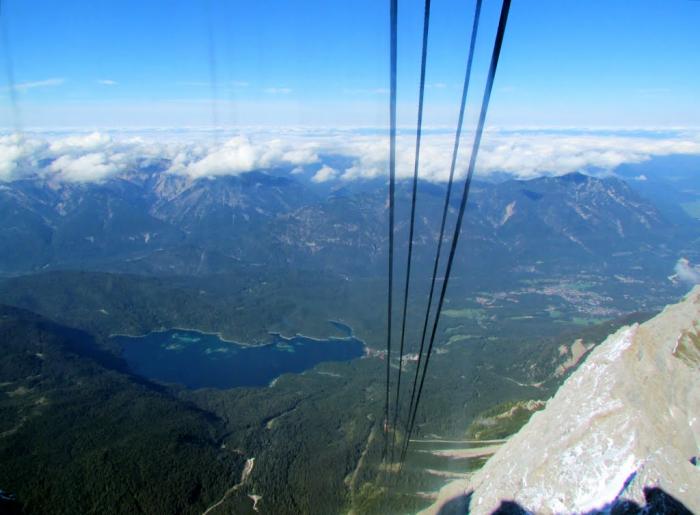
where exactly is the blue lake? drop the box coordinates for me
[113,327,365,390]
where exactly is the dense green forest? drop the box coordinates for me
[0,305,246,514]
[0,267,660,514]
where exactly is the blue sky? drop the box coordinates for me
[1,0,699,128]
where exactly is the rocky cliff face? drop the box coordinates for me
[425,286,700,514]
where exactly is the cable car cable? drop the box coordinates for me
[382,0,398,461]
[400,0,483,464]
[390,0,432,464]
[0,0,21,134]
[401,0,511,466]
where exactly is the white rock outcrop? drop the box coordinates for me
[424,286,700,514]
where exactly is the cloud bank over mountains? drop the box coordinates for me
[674,258,700,285]
[1,128,699,184]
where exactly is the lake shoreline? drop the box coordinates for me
[113,325,367,390]
[110,320,369,351]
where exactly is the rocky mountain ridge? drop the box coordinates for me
[425,286,700,514]
[0,169,692,279]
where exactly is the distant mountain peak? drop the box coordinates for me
[560,171,590,183]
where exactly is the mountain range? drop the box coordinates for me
[1,166,696,282]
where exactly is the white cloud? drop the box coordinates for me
[674,258,700,285]
[49,152,119,182]
[1,127,699,184]
[264,87,292,95]
[11,78,65,91]
[322,129,700,182]
[0,134,47,181]
[476,132,700,179]
[0,131,160,182]
[97,79,118,86]
[311,165,337,183]
[0,135,26,180]
[168,135,319,178]
[327,133,473,182]
[49,132,112,153]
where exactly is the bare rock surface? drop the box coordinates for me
[424,286,700,514]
